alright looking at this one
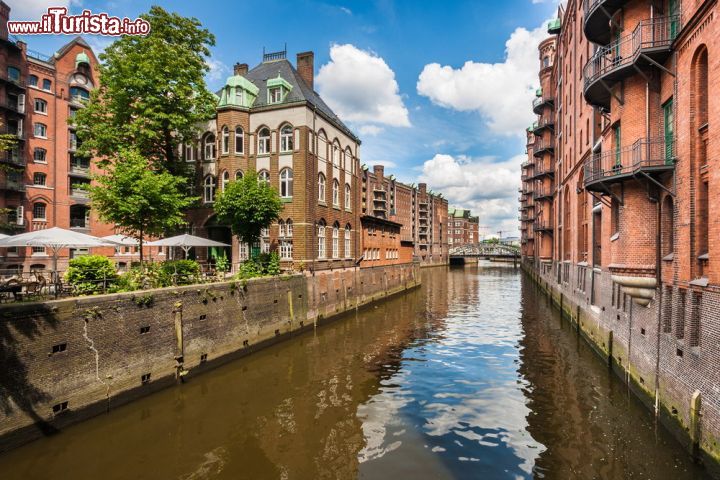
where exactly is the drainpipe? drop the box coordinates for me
[654,194,663,415]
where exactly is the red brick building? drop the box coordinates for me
[448,207,479,247]
[521,0,720,467]
[0,3,118,272]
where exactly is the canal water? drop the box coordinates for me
[0,264,710,479]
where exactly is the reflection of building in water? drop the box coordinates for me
[517,278,705,479]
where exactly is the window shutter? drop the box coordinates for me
[16,206,24,226]
[17,94,25,114]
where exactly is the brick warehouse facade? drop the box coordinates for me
[0,4,117,272]
[520,0,720,469]
[448,207,479,247]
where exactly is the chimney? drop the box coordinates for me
[234,63,248,76]
[0,2,10,41]
[373,164,384,179]
[296,51,314,89]
[418,183,427,194]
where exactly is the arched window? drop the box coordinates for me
[332,222,339,258]
[691,46,709,272]
[318,173,326,202]
[317,130,328,160]
[33,172,46,186]
[221,170,230,191]
[221,126,229,154]
[34,98,47,114]
[204,133,215,160]
[332,179,339,206]
[345,147,352,171]
[235,170,244,181]
[33,202,47,220]
[345,224,351,258]
[29,74,39,87]
[69,86,89,102]
[317,220,326,259]
[280,124,293,152]
[203,175,216,203]
[258,169,270,184]
[332,141,340,166]
[286,219,293,237]
[34,123,47,138]
[279,168,293,198]
[662,195,674,257]
[344,183,351,210]
[278,219,285,237]
[258,127,270,154]
[33,147,47,163]
[234,126,244,154]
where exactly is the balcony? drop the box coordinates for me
[583,0,628,45]
[534,221,554,234]
[1,126,24,140]
[2,98,25,114]
[533,139,554,157]
[534,186,554,200]
[533,116,554,134]
[0,71,25,89]
[584,136,675,192]
[0,147,25,167]
[70,162,91,176]
[532,95,555,115]
[0,177,25,192]
[531,164,554,179]
[584,16,679,110]
[70,218,89,230]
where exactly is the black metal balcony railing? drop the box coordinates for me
[533,139,554,157]
[534,186,554,200]
[70,218,89,229]
[0,126,24,140]
[0,148,25,167]
[584,16,678,108]
[532,163,554,178]
[534,116,555,133]
[4,99,25,114]
[583,0,628,44]
[532,95,555,114]
[0,71,25,88]
[534,220,554,233]
[0,177,25,191]
[584,136,675,188]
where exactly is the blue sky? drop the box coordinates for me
[10,0,559,236]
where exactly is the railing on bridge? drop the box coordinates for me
[449,243,521,258]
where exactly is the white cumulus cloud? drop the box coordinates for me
[7,0,82,20]
[317,44,411,129]
[419,153,524,236]
[416,24,549,137]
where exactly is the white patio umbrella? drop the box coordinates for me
[0,227,121,276]
[101,234,139,246]
[146,234,230,258]
[0,234,10,241]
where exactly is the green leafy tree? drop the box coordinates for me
[214,171,283,256]
[74,6,217,174]
[90,149,196,263]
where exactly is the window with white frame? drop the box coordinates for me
[204,133,215,160]
[261,227,270,254]
[34,98,47,114]
[235,126,244,154]
[221,126,229,154]
[280,124,293,152]
[34,123,47,138]
[235,170,244,181]
[318,173,326,202]
[278,219,285,237]
[185,143,195,162]
[33,172,46,186]
[34,147,47,163]
[279,218,293,260]
[279,168,293,198]
[332,142,340,166]
[258,169,269,184]
[33,202,46,220]
[332,222,339,258]
[345,184,351,210]
[203,175,216,203]
[238,242,249,261]
[258,128,270,154]
[269,87,282,104]
[332,179,339,206]
[221,170,230,191]
[286,219,293,237]
[317,221,326,259]
[345,224,351,258]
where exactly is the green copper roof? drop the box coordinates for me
[535,88,542,97]
[267,74,293,91]
[548,18,561,34]
[217,74,259,108]
[75,51,90,68]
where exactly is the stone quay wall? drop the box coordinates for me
[523,260,720,475]
[0,262,420,452]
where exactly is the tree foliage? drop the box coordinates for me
[214,171,283,250]
[89,149,196,262]
[74,5,217,174]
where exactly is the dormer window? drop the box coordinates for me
[269,87,282,104]
[266,74,293,105]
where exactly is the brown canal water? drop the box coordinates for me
[0,264,711,479]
